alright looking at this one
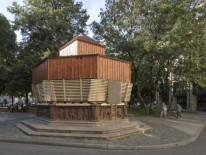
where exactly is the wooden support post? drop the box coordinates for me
[63,79,66,102]
[52,80,56,103]
[125,83,129,101]
[80,79,83,102]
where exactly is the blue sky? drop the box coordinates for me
[0,0,105,41]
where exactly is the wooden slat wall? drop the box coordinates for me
[78,41,105,55]
[32,55,131,85]
[88,79,108,101]
[32,79,132,103]
[97,56,131,83]
[32,60,48,85]
[121,83,133,102]
[47,56,98,80]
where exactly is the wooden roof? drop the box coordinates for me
[59,35,106,51]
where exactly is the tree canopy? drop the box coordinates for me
[5,0,89,101]
[8,0,89,56]
[0,13,17,95]
[92,0,206,114]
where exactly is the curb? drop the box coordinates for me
[0,125,205,150]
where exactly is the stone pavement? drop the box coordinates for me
[0,111,205,150]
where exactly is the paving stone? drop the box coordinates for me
[0,112,205,148]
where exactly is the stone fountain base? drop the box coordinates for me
[17,104,152,140]
[36,103,127,121]
[16,117,152,140]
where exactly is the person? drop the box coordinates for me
[160,102,167,118]
[176,103,182,119]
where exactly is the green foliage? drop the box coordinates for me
[6,58,31,96]
[0,14,17,94]
[173,0,206,87]
[6,0,89,99]
[8,0,89,56]
[92,0,206,114]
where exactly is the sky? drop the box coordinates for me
[0,0,105,42]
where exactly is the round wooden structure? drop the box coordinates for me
[32,35,132,122]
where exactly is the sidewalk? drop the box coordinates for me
[0,111,205,150]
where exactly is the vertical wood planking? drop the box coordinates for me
[94,56,98,77]
[117,61,119,81]
[32,60,48,84]
[63,79,66,102]
[106,58,108,80]
[95,57,97,78]
[80,56,83,78]
[110,59,113,80]
[78,41,105,55]
[100,57,103,79]
[89,57,92,78]
[74,57,77,78]
[32,55,131,85]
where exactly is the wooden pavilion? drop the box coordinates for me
[16,35,152,140]
[32,35,132,121]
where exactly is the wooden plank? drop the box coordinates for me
[33,55,131,85]
[78,41,105,55]
[32,60,48,84]
[63,79,66,102]
[33,79,131,104]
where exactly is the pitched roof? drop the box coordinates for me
[59,35,106,51]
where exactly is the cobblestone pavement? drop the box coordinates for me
[0,111,205,149]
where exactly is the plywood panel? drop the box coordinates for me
[108,80,121,104]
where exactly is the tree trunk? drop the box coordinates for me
[137,87,149,115]
[149,96,155,115]
[12,96,14,105]
[25,92,29,105]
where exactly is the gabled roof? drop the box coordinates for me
[59,35,106,51]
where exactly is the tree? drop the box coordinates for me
[8,0,89,56]
[0,14,17,95]
[7,0,89,101]
[173,0,206,87]
[7,63,30,104]
[92,0,206,114]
